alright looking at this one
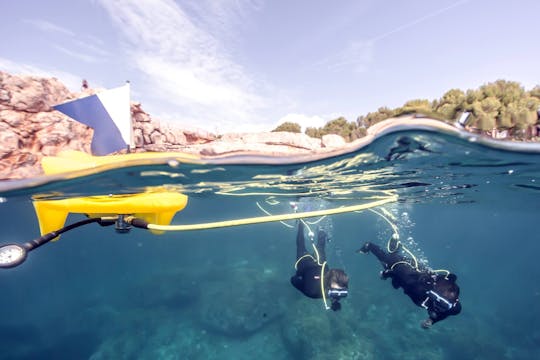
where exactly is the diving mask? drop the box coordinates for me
[328,288,348,300]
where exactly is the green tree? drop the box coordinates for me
[399,99,432,114]
[480,80,524,106]
[467,101,495,131]
[364,107,394,127]
[351,127,367,139]
[272,122,301,133]
[529,85,540,101]
[436,89,466,120]
[321,117,358,141]
[356,115,367,128]
[497,97,537,131]
[473,110,496,131]
[480,97,502,116]
[498,105,515,129]
[305,126,321,138]
[513,98,539,130]
[465,89,480,105]
[297,79,539,142]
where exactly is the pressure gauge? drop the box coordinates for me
[0,244,28,268]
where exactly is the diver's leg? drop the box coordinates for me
[296,221,308,259]
[316,228,327,263]
[359,242,400,267]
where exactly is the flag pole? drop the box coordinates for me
[126,80,132,154]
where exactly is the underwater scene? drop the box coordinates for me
[1,127,540,360]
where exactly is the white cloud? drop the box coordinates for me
[370,0,471,43]
[70,38,111,58]
[97,0,268,133]
[318,0,471,75]
[0,57,82,91]
[324,40,374,74]
[23,19,75,37]
[276,113,327,132]
[181,0,263,45]
[53,45,102,63]
[24,18,110,63]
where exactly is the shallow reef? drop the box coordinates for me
[197,266,287,337]
[6,261,535,360]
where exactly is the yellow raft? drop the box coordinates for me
[41,149,200,175]
[33,150,190,237]
[33,192,188,236]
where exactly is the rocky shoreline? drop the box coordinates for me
[0,71,347,180]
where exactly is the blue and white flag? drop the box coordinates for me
[54,83,133,155]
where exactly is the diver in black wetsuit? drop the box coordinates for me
[357,240,461,328]
[291,221,349,311]
[385,136,435,161]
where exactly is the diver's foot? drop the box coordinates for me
[356,242,371,254]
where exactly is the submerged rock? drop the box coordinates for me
[198,266,287,337]
[280,299,374,360]
[90,316,292,360]
[89,319,213,360]
[120,271,201,311]
[88,265,292,359]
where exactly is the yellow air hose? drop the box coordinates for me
[128,196,398,232]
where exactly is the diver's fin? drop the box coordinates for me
[356,242,371,254]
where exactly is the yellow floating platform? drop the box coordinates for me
[33,192,188,237]
[33,150,190,238]
[41,149,200,175]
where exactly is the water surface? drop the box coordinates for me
[1,127,539,359]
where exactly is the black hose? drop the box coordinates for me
[130,218,149,229]
[24,217,102,251]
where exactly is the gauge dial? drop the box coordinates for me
[0,244,28,268]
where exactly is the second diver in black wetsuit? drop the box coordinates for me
[385,136,435,161]
[291,221,349,311]
[357,238,461,328]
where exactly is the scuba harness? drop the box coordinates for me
[294,232,348,311]
[422,290,457,312]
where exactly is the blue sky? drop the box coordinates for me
[1,0,539,134]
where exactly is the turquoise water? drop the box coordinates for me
[1,128,540,359]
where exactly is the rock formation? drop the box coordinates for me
[0,71,345,180]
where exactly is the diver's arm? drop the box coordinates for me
[428,309,447,325]
[423,301,461,328]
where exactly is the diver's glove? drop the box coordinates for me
[421,318,433,329]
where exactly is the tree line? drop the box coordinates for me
[273,80,540,141]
